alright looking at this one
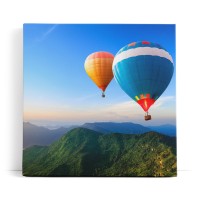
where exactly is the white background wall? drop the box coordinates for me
[0,0,200,199]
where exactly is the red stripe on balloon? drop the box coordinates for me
[142,41,150,45]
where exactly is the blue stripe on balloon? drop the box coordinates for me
[113,55,174,102]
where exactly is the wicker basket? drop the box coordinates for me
[144,115,151,121]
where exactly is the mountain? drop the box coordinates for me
[82,122,151,134]
[23,122,176,149]
[23,128,177,177]
[23,122,75,148]
[148,124,176,136]
[82,122,176,136]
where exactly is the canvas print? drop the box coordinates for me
[23,24,176,177]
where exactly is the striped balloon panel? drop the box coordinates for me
[114,56,174,101]
[113,41,174,112]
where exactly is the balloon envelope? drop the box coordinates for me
[112,41,174,112]
[85,52,114,93]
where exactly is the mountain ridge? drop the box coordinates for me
[82,122,151,134]
[23,122,75,148]
[23,122,176,148]
[23,127,177,177]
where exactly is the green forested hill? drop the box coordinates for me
[23,128,177,177]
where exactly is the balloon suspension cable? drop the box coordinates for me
[102,91,105,98]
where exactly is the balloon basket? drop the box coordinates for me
[144,114,151,121]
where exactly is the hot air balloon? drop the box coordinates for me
[112,41,174,120]
[85,52,114,97]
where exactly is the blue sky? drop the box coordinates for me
[24,24,176,127]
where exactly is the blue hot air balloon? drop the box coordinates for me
[112,41,174,120]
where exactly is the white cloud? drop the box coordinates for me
[25,96,176,125]
[153,96,175,108]
[92,95,176,121]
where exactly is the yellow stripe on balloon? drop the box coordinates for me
[135,96,139,101]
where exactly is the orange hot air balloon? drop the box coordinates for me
[84,52,114,97]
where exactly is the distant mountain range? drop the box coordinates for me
[147,124,176,137]
[82,122,176,136]
[23,122,75,148]
[82,122,150,134]
[23,122,176,148]
[23,128,177,177]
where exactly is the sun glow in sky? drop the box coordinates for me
[24,24,176,127]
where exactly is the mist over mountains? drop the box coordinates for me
[23,122,75,148]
